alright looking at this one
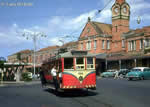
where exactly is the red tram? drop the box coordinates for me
[41,50,96,91]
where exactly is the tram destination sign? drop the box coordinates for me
[71,50,88,56]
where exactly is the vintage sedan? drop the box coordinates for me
[126,67,150,80]
[101,70,116,78]
[119,69,130,78]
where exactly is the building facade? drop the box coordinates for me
[8,49,33,63]
[78,0,150,72]
[35,45,59,65]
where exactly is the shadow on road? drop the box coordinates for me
[44,88,98,97]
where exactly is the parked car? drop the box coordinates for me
[126,67,150,80]
[101,69,116,78]
[118,69,130,78]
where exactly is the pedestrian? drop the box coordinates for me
[114,70,119,79]
[51,65,59,90]
[39,68,47,87]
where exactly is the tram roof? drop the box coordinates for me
[3,62,32,67]
[58,50,96,58]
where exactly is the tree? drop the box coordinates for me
[0,57,6,69]
[17,53,22,62]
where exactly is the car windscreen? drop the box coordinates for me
[144,68,150,72]
[131,69,141,72]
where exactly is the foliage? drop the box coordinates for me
[22,72,32,81]
[17,53,22,61]
[0,57,6,69]
[144,47,150,54]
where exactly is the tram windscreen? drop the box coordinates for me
[76,58,84,69]
[87,58,93,64]
[64,58,73,69]
[87,57,94,69]
[76,58,84,64]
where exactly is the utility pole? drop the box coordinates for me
[22,31,46,78]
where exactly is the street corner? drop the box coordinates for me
[23,80,41,85]
[97,76,102,80]
[0,83,6,87]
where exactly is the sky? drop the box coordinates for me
[0,0,150,59]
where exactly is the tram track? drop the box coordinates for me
[71,93,112,107]
[88,96,112,107]
[71,98,89,107]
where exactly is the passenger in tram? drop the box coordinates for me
[51,65,59,89]
[57,66,62,84]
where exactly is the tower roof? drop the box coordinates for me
[116,0,125,4]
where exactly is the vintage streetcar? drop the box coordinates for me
[40,50,96,92]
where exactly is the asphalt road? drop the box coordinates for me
[0,78,150,107]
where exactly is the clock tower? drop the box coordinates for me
[111,0,130,41]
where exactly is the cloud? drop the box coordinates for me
[96,0,150,27]
[47,10,97,33]
[0,9,98,54]
[1,0,150,58]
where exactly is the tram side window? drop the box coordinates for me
[64,58,73,69]
[87,57,94,69]
[76,58,84,69]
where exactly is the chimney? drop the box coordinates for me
[88,17,91,22]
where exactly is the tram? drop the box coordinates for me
[40,49,96,91]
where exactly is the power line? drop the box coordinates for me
[98,0,113,14]
[63,0,113,41]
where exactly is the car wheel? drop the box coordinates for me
[140,76,144,80]
[120,74,123,78]
[127,77,132,81]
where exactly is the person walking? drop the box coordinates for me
[114,70,119,79]
[39,68,47,87]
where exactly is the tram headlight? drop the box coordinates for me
[79,76,83,81]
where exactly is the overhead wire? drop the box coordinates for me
[63,0,113,42]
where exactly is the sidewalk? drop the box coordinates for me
[0,80,41,87]
[97,75,102,80]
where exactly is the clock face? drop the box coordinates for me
[114,7,119,13]
[123,7,127,13]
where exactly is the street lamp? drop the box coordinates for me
[22,31,46,78]
[137,16,141,24]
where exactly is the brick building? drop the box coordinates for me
[60,41,78,51]
[8,49,33,63]
[78,0,150,72]
[36,45,59,65]
[7,41,78,73]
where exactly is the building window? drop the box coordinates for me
[102,40,105,49]
[40,55,43,62]
[122,39,125,48]
[131,41,134,50]
[45,54,47,60]
[81,43,83,50]
[145,39,150,48]
[134,40,136,50]
[140,39,143,49]
[129,40,136,51]
[107,40,110,49]
[94,40,97,49]
[128,41,130,51]
[115,26,118,32]
[86,41,91,50]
